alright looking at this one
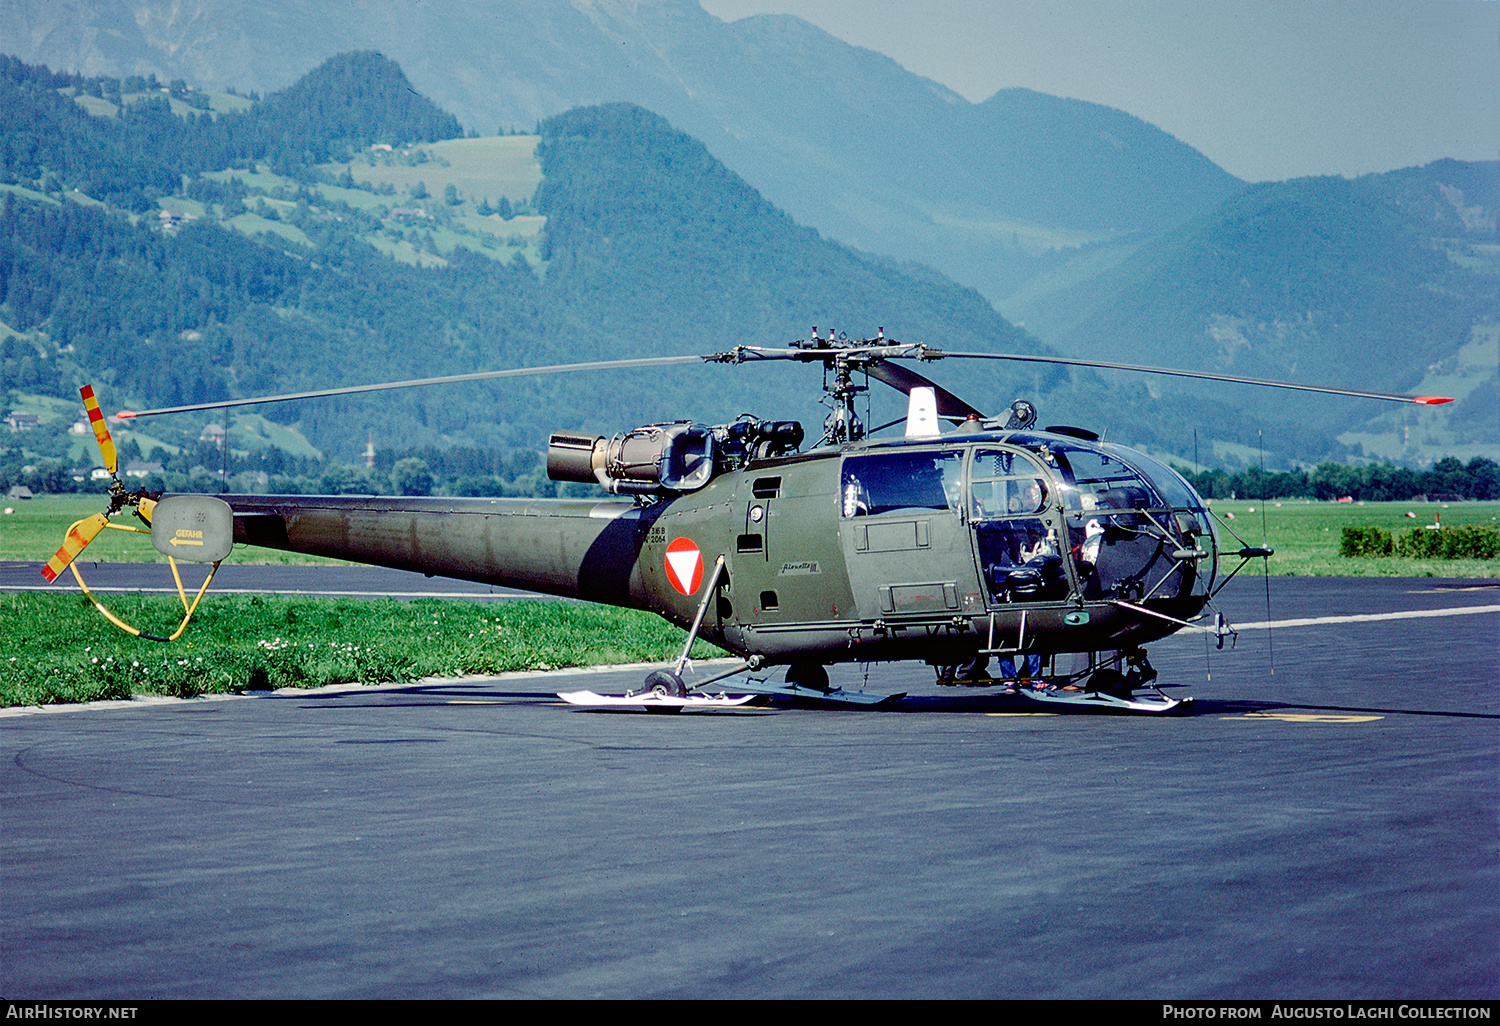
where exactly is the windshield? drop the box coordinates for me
[1003,437,1216,602]
[1105,446,1208,511]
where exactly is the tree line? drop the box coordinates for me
[7,443,1495,503]
[1178,456,1499,502]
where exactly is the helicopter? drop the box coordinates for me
[43,330,1453,712]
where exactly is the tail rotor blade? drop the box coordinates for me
[80,385,118,476]
[41,513,110,582]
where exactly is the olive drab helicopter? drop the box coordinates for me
[45,330,1453,712]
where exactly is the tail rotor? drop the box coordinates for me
[38,385,145,582]
[40,512,110,583]
[81,384,119,481]
[39,385,231,641]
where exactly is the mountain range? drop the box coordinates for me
[2,0,1245,306]
[3,54,1096,474]
[1,1,1495,468]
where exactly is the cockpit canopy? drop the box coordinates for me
[841,434,1216,605]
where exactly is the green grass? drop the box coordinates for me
[1205,499,1499,576]
[226,211,314,249]
[200,140,547,266]
[227,413,323,459]
[69,90,253,120]
[1,495,351,566]
[334,136,543,206]
[0,593,723,707]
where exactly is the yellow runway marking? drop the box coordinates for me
[1409,586,1499,593]
[1224,712,1384,723]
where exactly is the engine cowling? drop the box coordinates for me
[548,418,802,495]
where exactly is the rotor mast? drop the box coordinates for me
[782,327,925,445]
[816,329,868,445]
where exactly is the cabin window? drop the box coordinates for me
[974,517,1069,603]
[969,448,1049,520]
[968,448,1067,603]
[841,450,964,518]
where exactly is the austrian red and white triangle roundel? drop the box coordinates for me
[664,537,704,596]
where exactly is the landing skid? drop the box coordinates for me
[730,681,907,706]
[557,690,762,711]
[937,649,1186,713]
[1019,686,1191,714]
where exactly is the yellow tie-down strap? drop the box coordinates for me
[64,518,222,643]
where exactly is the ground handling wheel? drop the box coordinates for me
[644,670,688,699]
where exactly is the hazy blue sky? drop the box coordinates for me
[699,0,1499,183]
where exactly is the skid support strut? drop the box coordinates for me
[674,555,726,677]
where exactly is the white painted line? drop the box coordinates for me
[1236,604,1500,631]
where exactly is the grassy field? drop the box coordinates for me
[337,136,544,207]
[69,89,254,120]
[0,593,723,707]
[1205,498,1498,576]
[198,137,548,268]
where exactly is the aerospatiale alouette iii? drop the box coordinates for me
[44,330,1453,712]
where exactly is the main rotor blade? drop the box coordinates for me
[112,339,1453,420]
[80,385,118,473]
[863,362,986,421]
[41,513,109,582]
[730,340,1453,405]
[934,350,1454,405]
[114,355,712,419]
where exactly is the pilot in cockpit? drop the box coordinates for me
[1009,479,1045,515]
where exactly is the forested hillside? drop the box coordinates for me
[0,54,1088,490]
[0,0,1247,311]
[0,52,462,207]
[2,51,1489,503]
[535,104,1039,355]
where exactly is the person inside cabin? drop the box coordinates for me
[1009,478,1045,515]
[976,517,1067,603]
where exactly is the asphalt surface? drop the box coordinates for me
[2,575,1496,999]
